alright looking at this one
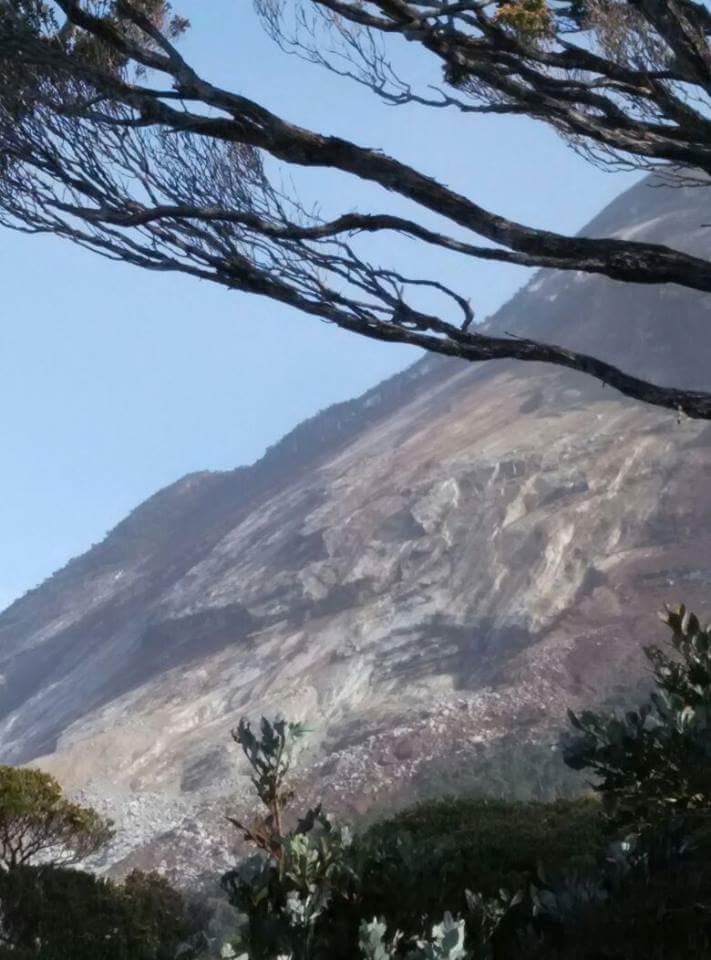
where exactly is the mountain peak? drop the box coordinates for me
[3,175,711,880]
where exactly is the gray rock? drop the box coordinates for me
[2,174,711,878]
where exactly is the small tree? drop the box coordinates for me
[227,717,316,857]
[0,766,113,870]
[222,717,354,960]
[563,604,711,843]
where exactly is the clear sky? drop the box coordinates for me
[0,0,640,612]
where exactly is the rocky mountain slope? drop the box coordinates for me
[2,173,711,880]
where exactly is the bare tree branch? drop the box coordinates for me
[1,0,711,420]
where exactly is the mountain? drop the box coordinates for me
[2,173,711,881]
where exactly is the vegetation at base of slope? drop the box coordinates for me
[408,735,587,807]
[218,603,711,960]
[3,603,711,958]
[0,865,206,959]
[355,795,604,927]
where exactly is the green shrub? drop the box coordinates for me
[221,715,609,959]
[219,607,711,960]
[222,718,355,960]
[18,601,701,960]
[355,795,604,925]
[359,913,468,960]
[0,864,198,959]
[0,765,113,869]
[564,603,711,843]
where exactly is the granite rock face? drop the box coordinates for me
[2,174,711,879]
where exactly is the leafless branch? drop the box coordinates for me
[0,0,711,419]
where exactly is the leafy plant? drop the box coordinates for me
[356,795,603,927]
[228,717,314,857]
[221,718,607,960]
[214,610,711,960]
[358,914,467,960]
[222,717,354,960]
[0,864,199,959]
[563,604,711,842]
[494,0,553,39]
[0,765,113,869]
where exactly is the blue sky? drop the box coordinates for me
[0,0,640,611]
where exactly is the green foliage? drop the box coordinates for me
[334,796,604,960]
[228,717,313,855]
[0,765,113,869]
[121,869,199,959]
[220,630,711,960]
[359,917,398,960]
[223,716,352,960]
[563,604,711,840]
[359,914,467,960]
[357,795,603,919]
[550,602,711,957]
[0,865,198,959]
[494,0,553,38]
[221,717,607,960]
[223,815,355,960]
[0,769,197,957]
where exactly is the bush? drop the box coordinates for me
[563,603,711,842]
[353,796,605,935]
[220,716,609,959]
[219,603,711,960]
[10,603,711,959]
[0,765,113,869]
[0,864,198,959]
